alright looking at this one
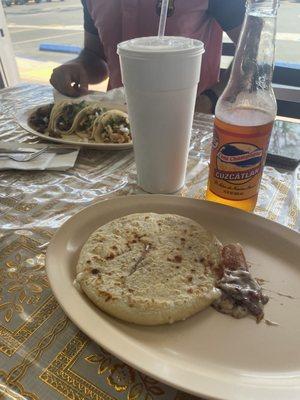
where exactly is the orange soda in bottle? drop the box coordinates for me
[206,0,279,212]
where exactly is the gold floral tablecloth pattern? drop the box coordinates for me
[0,84,299,400]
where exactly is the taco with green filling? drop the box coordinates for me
[71,103,106,140]
[48,100,88,137]
[92,109,131,143]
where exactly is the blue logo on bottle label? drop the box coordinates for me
[215,142,263,185]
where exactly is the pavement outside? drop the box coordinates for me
[15,56,108,91]
[2,0,300,88]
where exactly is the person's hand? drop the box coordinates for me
[195,91,216,114]
[50,61,89,97]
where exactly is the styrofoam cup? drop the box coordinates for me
[118,36,204,193]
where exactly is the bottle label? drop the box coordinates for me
[208,122,273,201]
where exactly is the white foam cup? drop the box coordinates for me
[118,36,204,193]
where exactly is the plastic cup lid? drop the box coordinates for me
[117,36,205,58]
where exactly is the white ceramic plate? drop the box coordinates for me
[17,101,133,150]
[46,195,300,400]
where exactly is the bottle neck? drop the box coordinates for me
[246,0,279,16]
[229,6,277,93]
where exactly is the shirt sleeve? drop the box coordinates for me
[208,0,246,32]
[81,0,98,35]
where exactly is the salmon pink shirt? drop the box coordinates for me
[82,0,245,93]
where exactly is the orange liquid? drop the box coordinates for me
[206,109,274,212]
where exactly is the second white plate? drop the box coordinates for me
[46,195,300,400]
[18,101,133,150]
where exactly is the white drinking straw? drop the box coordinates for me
[158,0,170,37]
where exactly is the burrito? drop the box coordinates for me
[92,109,131,143]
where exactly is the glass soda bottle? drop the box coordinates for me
[206,0,279,212]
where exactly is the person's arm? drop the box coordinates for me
[196,0,246,113]
[226,25,243,46]
[208,0,246,45]
[50,1,108,97]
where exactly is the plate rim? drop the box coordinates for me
[17,102,133,150]
[46,195,300,400]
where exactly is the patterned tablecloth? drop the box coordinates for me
[0,84,299,400]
